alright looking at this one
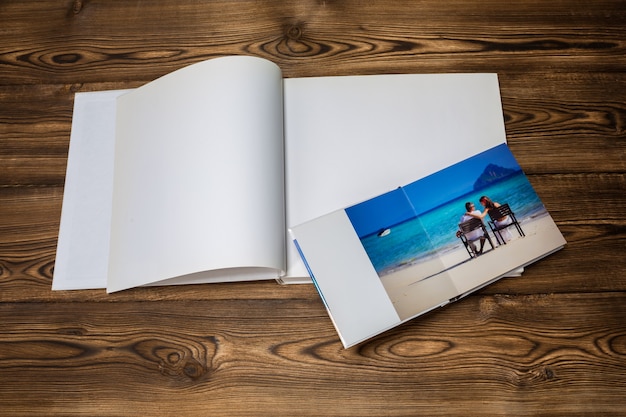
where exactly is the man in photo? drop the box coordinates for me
[457,202,486,256]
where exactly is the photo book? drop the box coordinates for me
[290,143,566,348]
[53,55,536,294]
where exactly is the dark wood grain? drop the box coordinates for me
[1,294,625,416]
[1,0,625,415]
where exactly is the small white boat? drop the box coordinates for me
[377,228,391,237]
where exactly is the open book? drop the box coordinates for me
[53,55,522,293]
[291,143,566,348]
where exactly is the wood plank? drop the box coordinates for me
[0,293,624,416]
[0,1,625,84]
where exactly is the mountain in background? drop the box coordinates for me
[473,164,521,190]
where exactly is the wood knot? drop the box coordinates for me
[133,338,213,382]
[286,25,303,40]
[69,83,83,93]
[72,0,83,14]
[182,360,204,379]
[53,53,82,65]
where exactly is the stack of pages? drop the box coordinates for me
[53,56,565,347]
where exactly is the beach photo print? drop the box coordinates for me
[344,143,566,320]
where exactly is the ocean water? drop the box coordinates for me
[359,173,547,275]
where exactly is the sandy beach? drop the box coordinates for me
[380,213,565,320]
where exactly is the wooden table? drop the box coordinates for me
[1,1,625,415]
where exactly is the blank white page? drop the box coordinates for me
[53,90,129,290]
[108,56,285,292]
[284,73,508,278]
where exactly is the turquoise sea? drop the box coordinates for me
[359,172,547,276]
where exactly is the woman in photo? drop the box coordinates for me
[468,196,513,242]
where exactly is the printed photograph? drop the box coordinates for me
[345,143,564,319]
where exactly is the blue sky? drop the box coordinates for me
[346,144,522,237]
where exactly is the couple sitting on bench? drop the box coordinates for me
[457,196,525,257]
